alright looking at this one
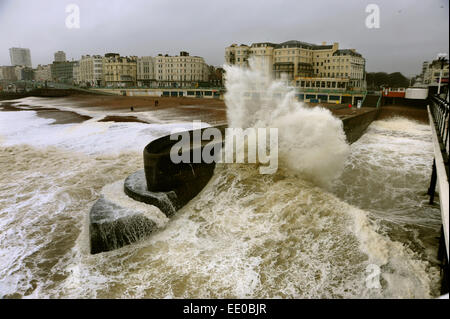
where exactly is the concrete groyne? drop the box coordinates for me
[89,108,380,254]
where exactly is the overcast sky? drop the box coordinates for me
[0,0,448,76]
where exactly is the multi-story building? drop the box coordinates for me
[208,66,225,87]
[137,56,156,87]
[225,40,366,91]
[9,47,32,68]
[77,55,103,87]
[73,61,80,85]
[51,61,76,83]
[34,64,52,82]
[154,51,209,88]
[423,58,449,86]
[14,65,34,81]
[247,43,276,76]
[102,53,137,88]
[0,66,18,82]
[421,61,429,79]
[54,51,67,62]
[225,44,251,68]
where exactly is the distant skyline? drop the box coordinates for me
[0,0,448,77]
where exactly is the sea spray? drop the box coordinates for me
[0,87,441,298]
[224,60,349,187]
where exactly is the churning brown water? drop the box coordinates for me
[0,100,442,299]
[0,64,443,298]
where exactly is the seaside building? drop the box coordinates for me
[14,65,34,81]
[9,47,32,68]
[0,66,18,82]
[50,61,76,83]
[154,51,209,88]
[72,61,80,85]
[102,53,137,88]
[422,57,449,86]
[34,64,52,82]
[225,40,366,91]
[137,56,156,87]
[54,51,67,62]
[208,66,225,87]
[77,55,104,87]
[224,44,251,68]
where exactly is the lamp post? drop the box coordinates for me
[437,55,448,96]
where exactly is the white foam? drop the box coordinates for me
[224,60,349,187]
[100,181,169,228]
[0,71,441,299]
[0,110,202,155]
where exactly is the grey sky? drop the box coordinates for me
[0,0,448,76]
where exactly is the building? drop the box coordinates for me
[137,56,156,87]
[77,55,101,87]
[208,66,225,87]
[54,51,67,62]
[154,51,209,88]
[73,61,80,85]
[247,43,276,76]
[0,66,18,82]
[76,55,103,87]
[34,64,52,82]
[225,44,251,68]
[14,65,34,81]
[9,47,32,68]
[225,40,366,90]
[51,61,76,83]
[102,53,137,87]
[422,57,449,86]
[421,61,429,79]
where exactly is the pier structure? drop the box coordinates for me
[427,94,449,295]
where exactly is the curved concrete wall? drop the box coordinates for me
[90,111,379,253]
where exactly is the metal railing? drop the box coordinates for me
[430,94,450,161]
[300,88,366,95]
[376,95,382,108]
[360,91,368,106]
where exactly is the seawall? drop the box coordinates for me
[89,109,379,254]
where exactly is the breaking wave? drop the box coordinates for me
[0,64,441,298]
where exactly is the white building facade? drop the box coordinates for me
[225,41,366,90]
[78,55,104,87]
[9,47,32,68]
[34,64,52,82]
[154,51,209,88]
[54,51,67,62]
[137,56,156,87]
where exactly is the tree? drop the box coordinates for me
[366,72,410,89]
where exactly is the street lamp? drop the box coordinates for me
[437,54,448,96]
